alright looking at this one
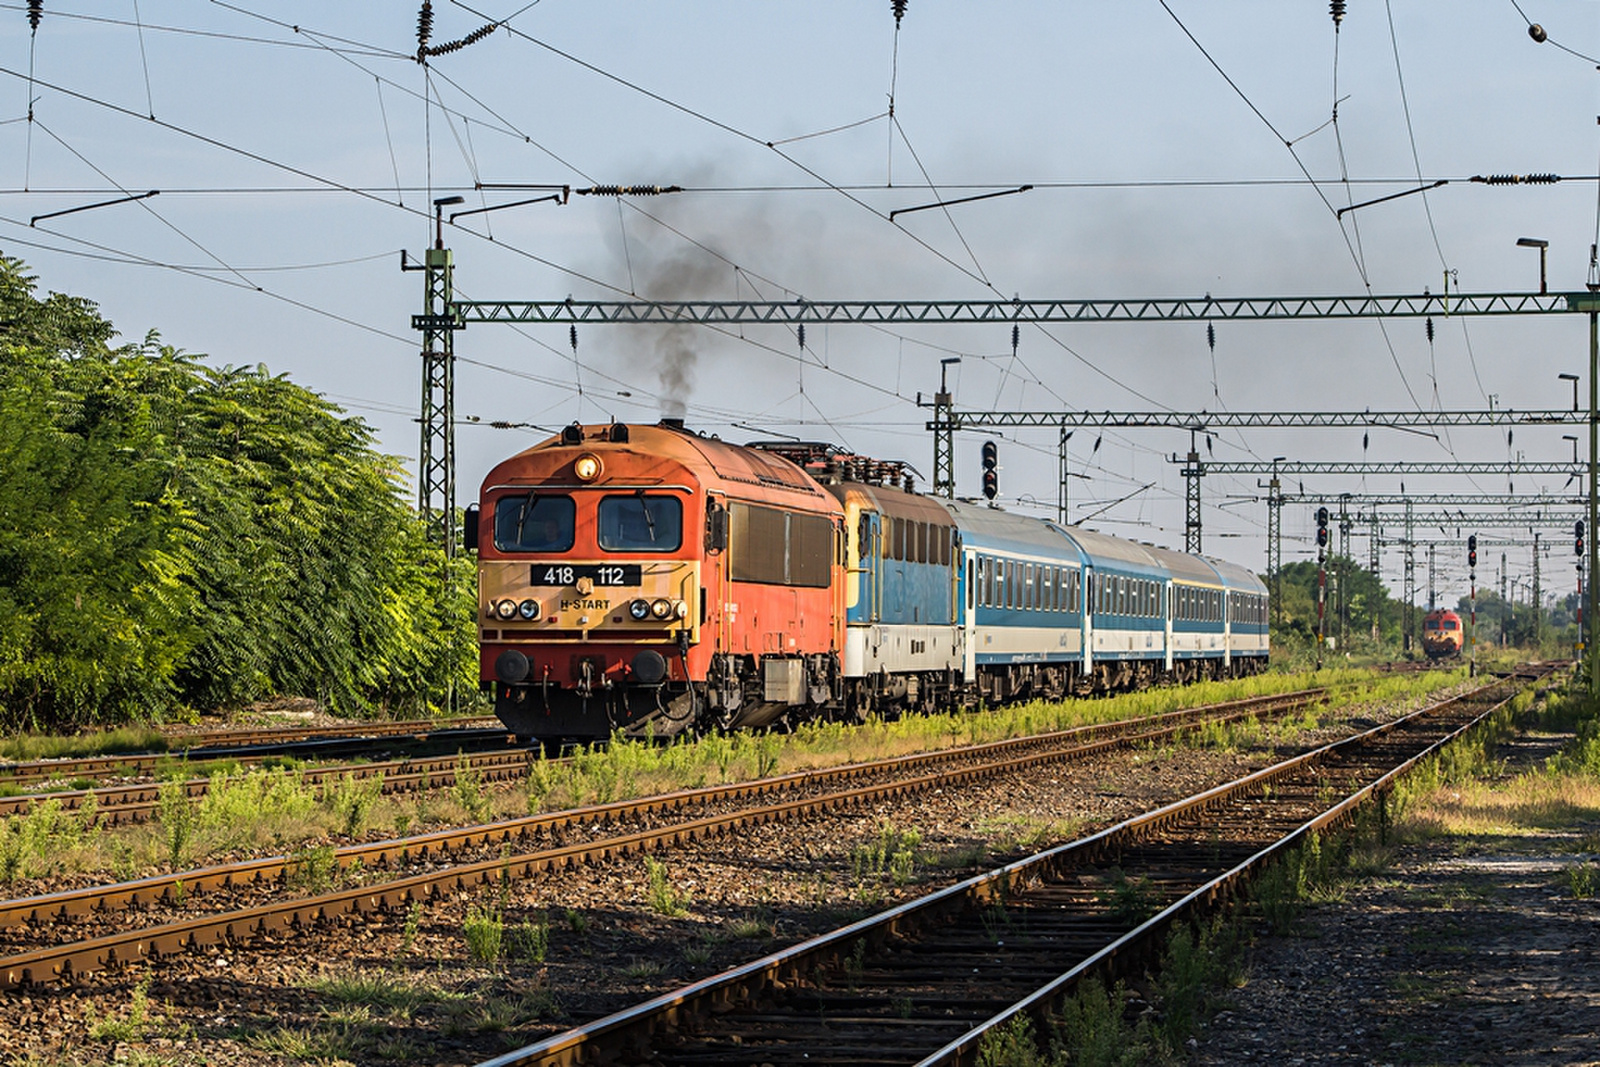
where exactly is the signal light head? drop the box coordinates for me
[1315,507,1329,527]
[982,469,999,501]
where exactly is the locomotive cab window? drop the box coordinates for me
[599,495,682,552]
[493,494,575,552]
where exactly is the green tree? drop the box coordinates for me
[0,253,473,727]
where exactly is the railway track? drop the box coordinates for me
[0,687,1326,987]
[0,716,507,787]
[0,742,530,825]
[478,669,1551,1066]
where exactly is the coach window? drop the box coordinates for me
[494,493,576,552]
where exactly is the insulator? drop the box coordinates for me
[27,0,42,32]
[1425,316,1434,344]
[417,1,433,49]
[1011,324,1019,352]
[569,325,578,352]
[1529,22,1547,43]
[797,323,806,350]
[1329,0,1346,25]
[1206,322,1215,351]
[892,0,908,26]
[1473,173,1560,185]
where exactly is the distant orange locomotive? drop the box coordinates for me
[467,420,845,746]
[1421,608,1465,659]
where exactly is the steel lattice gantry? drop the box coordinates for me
[454,290,1583,324]
[932,408,1585,430]
[1191,461,1584,477]
[1278,493,1585,507]
[1358,510,1582,528]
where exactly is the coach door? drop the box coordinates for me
[1081,566,1095,679]
[1163,580,1174,672]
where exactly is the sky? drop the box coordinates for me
[2,1,1598,607]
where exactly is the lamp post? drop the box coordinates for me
[1560,372,1580,412]
[1517,237,1549,295]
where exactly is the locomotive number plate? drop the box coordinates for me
[530,564,642,587]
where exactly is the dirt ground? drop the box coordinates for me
[1195,731,1600,1067]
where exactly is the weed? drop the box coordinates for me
[87,976,155,1041]
[308,969,424,1012]
[645,855,691,917]
[563,907,590,940]
[976,1013,1051,1067]
[285,844,339,893]
[1099,869,1158,926]
[1568,860,1598,899]
[157,777,196,868]
[506,913,551,962]
[851,822,922,887]
[621,957,663,980]
[842,938,867,991]
[1055,977,1174,1067]
[401,900,425,952]
[327,772,384,837]
[464,904,505,963]
[683,940,713,967]
[724,911,773,941]
[452,755,494,824]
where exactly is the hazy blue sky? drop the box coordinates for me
[3,2,1597,602]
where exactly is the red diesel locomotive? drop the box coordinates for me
[468,420,846,744]
[1420,608,1464,659]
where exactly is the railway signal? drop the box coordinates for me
[981,440,999,501]
[1315,506,1329,668]
[1579,521,1587,658]
[1467,534,1478,676]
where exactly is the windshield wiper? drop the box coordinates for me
[515,490,538,543]
[637,490,657,542]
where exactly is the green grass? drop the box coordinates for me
[0,724,169,763]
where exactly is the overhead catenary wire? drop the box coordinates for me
[9,6,1581,551]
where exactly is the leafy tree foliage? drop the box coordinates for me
[0,254,473,727]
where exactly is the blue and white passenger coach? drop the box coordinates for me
[946,501,1085,703]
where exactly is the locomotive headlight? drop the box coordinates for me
[629,598,651,620]
[518,599,541,620]
[673,599,688,619]
[573,453,602,482]
[650,598,673,619]
[494,599,518,620]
